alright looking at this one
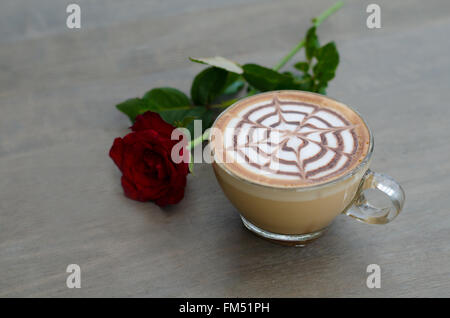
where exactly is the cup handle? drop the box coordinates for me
[344,169,405,224]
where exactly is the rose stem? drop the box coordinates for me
[272,0,344,71]
[187,130,210,151]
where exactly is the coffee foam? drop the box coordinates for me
[211,91,371,187]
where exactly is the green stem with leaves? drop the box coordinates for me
[188,0,344,149]
[273,0,343,71]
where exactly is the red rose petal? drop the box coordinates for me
[131,111,175,139]
[109,137,125,172]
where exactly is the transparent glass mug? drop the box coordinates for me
[210,91,405,246]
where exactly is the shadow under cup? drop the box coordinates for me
[210,92,405,247]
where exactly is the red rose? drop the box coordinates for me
[109,112,189,206]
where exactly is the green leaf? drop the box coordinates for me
[159,107,213,137]
[191,67,229,105]
[313,41,339,84]
[174,116,197,128]
[116,98,150,123]
[317,83,328,95]
[115,86,214,136]
[294,73,314,91]
[221,73,245,95]
[223,79,245,95]
[142,88,200,135]
[142,87,191,110]
[242,64,298,91]
[116,87,194,124]
[305,27,320,61]
[189,56,243,74]
[282,71,294,77]
[294,61,309,73]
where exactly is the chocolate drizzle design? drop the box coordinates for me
[227,96,359,182]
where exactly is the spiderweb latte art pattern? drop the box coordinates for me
[220,95,362,184]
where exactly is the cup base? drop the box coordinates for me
[240,215,326,247]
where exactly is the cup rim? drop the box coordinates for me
[209,90,374,192]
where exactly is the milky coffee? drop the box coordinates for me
[210,91,372,241]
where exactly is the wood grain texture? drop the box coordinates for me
[0,0,449,297]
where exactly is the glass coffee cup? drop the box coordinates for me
[210,90,405,246]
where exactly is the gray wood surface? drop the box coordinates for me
[1,0,449,297]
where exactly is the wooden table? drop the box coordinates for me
[1,0,449,297]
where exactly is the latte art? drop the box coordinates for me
[212,91,370,187]
[231,97,358,179]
